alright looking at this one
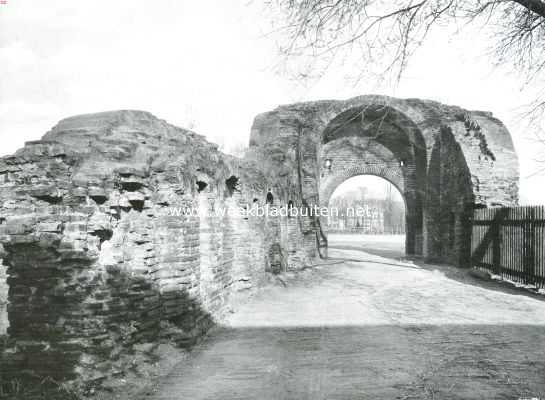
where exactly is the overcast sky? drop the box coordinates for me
[1,0,544,204]
[331,176,404,204]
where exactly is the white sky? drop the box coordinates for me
[1,0,544,204]
[330,176,404,204]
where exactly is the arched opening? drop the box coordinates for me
[319,104,426,257]
[325,175,406,259]
[287,200,294,217]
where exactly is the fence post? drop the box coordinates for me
[523,207,536,284]
[492,209,501,275]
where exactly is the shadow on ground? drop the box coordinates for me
[139,324,545,400]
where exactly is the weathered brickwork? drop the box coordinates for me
[0,111,276,385]
[0,260,7,335]
[319,137,405,203]
[250,95,519,265]
[0,95,520,388]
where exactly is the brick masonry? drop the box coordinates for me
[250,95,519,264]
[0,95,520,387]
[0,260,6,335]
[0,111,277,385]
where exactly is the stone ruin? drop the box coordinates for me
[0,95,519,387]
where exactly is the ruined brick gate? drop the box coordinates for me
[0,95,519,386]
[250,95,519,266]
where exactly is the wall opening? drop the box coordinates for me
[225,176,239,197]
[266,192,274,205]
[319,104,427,257]
[196,180,208,193]
[326,175,406,259]
[287,200,294,217]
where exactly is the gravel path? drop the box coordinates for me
[143,248,545,400]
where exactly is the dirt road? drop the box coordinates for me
[143,248,545,400]
[328,233,406,259]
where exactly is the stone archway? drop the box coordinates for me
[249,94,519,267]
[323,173,407,255]
[319,142,405,205]
[318,104,426,256]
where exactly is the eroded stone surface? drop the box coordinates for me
[0,110,276,386]
[0,95,520,388]
[0,259,7,335]
[250,95,519,265]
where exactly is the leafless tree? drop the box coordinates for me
[266,0,545,134]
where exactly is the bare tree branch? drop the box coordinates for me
[266,0,545,168]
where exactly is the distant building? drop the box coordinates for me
[327,202,404,234]
[327,205,385,233]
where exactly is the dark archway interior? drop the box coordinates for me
[321,105,427,257]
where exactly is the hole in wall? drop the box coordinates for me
[90,229,114,250]
[225,176,240,197]
[129,199,145,212]
[120,181,144,192]
[33,194,63,204]
[266,192,274,205]
[90,195,108,205]
[196,181,208,193]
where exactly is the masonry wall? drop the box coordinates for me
[0,260,7,335]
[319,137,405,203]
[250,95,520,265]
[0,96,521,388]
[0,111,275,386]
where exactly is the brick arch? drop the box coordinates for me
[250,94,519,265]
[321,102,426,154]
[320,165,405,207]
[318,103,426,256]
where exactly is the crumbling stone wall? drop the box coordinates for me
[250,95,519,265]
[0,95,520,387]
[0,111,275,385]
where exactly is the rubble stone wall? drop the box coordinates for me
[0,260,7,335]
[0,95,521,386]
[0,111,275,384]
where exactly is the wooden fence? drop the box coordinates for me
[471,206,545,288]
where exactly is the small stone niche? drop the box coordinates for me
[225,176,239,197]
[196,181,208,193]
[266,192,274,205]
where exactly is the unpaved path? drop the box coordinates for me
[143,249,545,400]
